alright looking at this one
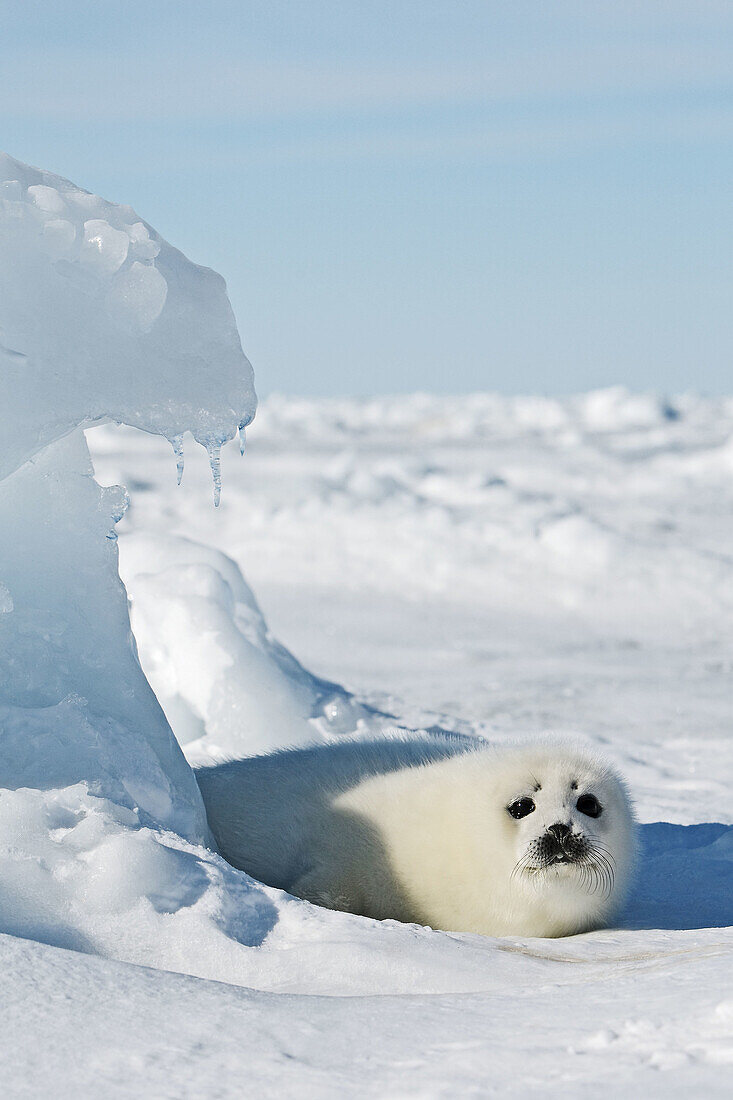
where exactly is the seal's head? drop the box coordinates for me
[490,742,636,935]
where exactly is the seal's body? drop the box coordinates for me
[196,736,635,938]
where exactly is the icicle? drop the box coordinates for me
[205,439,222,507]
[238,423,246,456]
[170,434,185,485]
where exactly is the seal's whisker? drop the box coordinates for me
[588,841,617,866]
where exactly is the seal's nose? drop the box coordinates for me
[548,823,571,844]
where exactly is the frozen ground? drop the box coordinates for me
[42,387,728,1097]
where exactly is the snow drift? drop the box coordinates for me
[120,533,366,762]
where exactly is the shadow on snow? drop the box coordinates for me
[623,822,733,931]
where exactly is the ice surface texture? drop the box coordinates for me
[0,153,255,479]
[0,154,257,961]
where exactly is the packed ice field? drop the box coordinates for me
[1,152,732,1096]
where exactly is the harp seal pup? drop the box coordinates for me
[195,735,636,938]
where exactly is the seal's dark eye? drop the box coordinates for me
[577,794,602,818]
[507,798,535,819]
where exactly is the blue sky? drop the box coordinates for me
[4,1,732,395]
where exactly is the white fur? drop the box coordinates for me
[195,736,636,938]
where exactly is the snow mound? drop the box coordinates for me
[120,533,367,760]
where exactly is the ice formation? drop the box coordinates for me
[0,153,258,958]
[0,154,255,480]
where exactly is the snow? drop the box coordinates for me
[120,533,364,760]
[2,931,732,1099]
[1,150,731,1094]
[85,387,733,1093]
